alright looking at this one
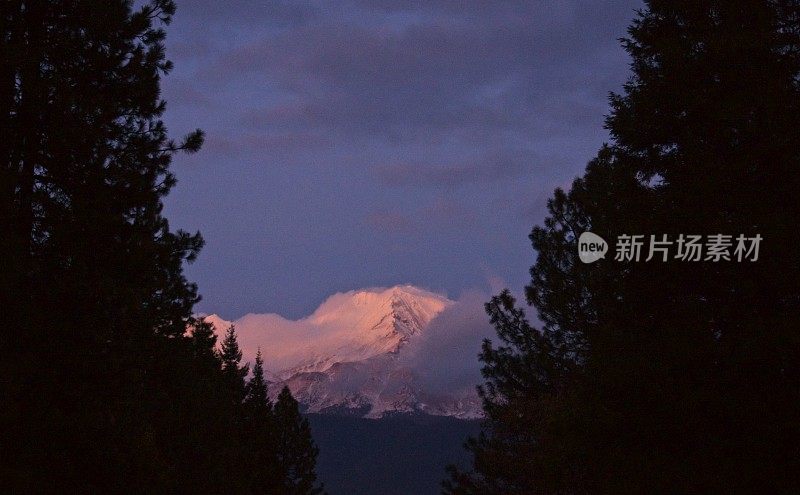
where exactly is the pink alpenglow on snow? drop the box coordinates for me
[204,285,490,418]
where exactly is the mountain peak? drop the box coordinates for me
[298,285,452,363]
[308,285,451,332]
[201,285,481,418]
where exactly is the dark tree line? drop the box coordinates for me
[218,326,323,495]
[1,1,320,492]
[447,1,800,494]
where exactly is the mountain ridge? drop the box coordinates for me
[203,285,482,419]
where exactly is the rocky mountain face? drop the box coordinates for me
[204,286,482,419]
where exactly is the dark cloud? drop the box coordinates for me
[175,0,320,28]
[191,0,637,148]
[161,0,643,318]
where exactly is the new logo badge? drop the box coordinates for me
[578,232,608,264]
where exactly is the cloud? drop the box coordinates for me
[361,197,482,237]
[175,0,320,29]
[163,0,642,320]
[193,0,637,148]
[399,291,494,394]
[205,312,319,374]
[375,151,532,188]
[205,287,496,394]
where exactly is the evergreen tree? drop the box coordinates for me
[220,324,249,404]
[244,348,284,494]
[1,1,327,492]
[273,386,324,495]
[1,0,208,489]
[447,1,800,493]
[191,318,221,368]
[245,348,272,416]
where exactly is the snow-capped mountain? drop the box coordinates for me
[204,285,482,419]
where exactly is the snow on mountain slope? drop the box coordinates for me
[203,285,482,419]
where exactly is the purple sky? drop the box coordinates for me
[161,0,642,319]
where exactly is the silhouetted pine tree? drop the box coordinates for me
[245,348,272,415]
[221,324,250,405]
[1,0,209,490]
[0,1,340,492]
[274,386,324,495]
[244,348,284,494]
[1,0,329,492]
[446,1,800,494]
[191,318,221,368]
